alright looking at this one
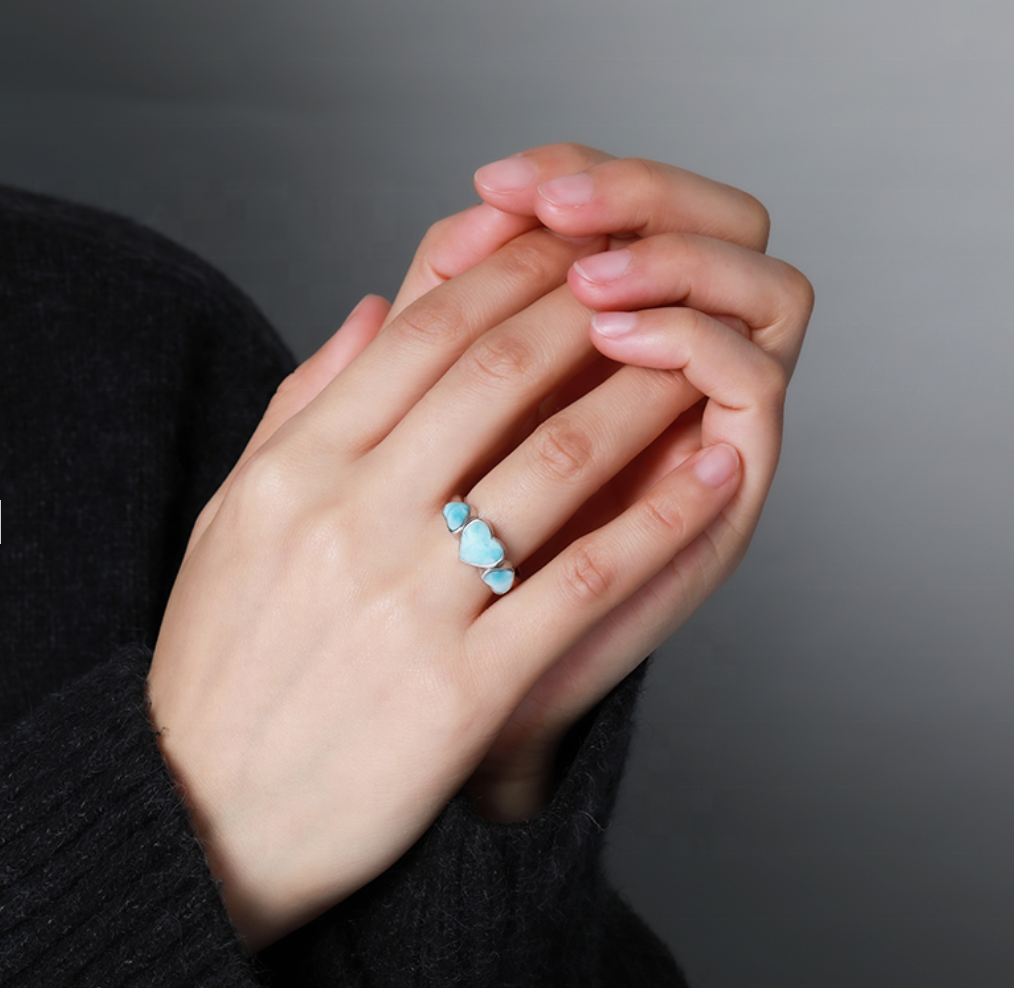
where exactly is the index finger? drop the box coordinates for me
[474,143,769,251]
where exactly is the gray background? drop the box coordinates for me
[3,1,1012,985]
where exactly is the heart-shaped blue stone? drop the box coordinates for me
[442,501,471,533]
[482,567,515,595]
[459,519,505,569]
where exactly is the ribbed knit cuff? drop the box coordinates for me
[0,646,261,988]
[261,661,683,988]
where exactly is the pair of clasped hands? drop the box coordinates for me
[148,143,813,950]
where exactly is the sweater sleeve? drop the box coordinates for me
[0,646,266,988]
[0,185,294,987]
[260,659,689,988]
[0,185,689,988]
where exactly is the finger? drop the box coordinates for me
[462,360,703,571]
[383,203,545,328]
[573,233,814,371]
[374,283,600,498]
[466,307,779,582]
[590,304,787,445]
[474,144,768,251]
[473,442,741,698]
[293,229,598,458]
[184,294,390,558]
[535,158,771,251]
[473,143,616,212]
[588,307,788,559]
[473,304,796,753]
[553,508,753,713]
[500,360,778,734]
[490,501,748,765]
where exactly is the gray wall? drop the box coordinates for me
[4,2,1012,984]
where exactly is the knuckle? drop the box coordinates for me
[616,155,658,192]
[495,236,559,288]
[396,292,471,352]
[554,141,603,165]
[464,331,538,388]
[559,541,617,605]
[529,416,595,484]
[228,446,298,521]
[640,491,688,543]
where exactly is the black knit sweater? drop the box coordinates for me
[0,186,689,987]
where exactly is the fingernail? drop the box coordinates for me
[538,172,595,207]
[573,248,632,284]
[474,155,537,193]
[693,444,739,488]
[591,311,638,338]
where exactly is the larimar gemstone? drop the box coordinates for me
[459,519,505,568]
[482,568,515,594]
[443,501,471,532]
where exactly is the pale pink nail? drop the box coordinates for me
[591,312,638,338]
[538,173,595,207]
[693,444,739,488]
[474,156,537,192]
[573,248,632,284]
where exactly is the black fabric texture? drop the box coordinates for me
[0,185,689,986]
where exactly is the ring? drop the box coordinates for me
[442,500,516,595]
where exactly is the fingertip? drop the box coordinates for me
[590,311,638,339]
[537,173,595,209]
[361,293,392,313]
[474,155,538,197]
[692,444,740,489]
[341,293,389,329]
[586,319,681,370]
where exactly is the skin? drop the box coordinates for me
[147,143,813,952]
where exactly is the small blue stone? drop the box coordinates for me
[443,501,471,532]
[482,568,515,595]
[459,520,505,568]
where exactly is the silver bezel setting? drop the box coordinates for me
[443,500,516,594]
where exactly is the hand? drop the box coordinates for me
[147,223,739,951]
[457,144,813,821]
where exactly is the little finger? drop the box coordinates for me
[462,361,704,573]
[473,443,740,697]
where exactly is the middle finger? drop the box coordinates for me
[293,227,595,458]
